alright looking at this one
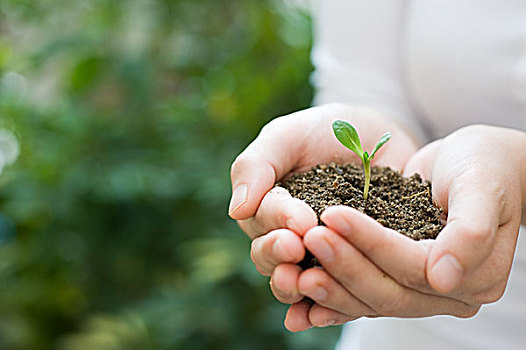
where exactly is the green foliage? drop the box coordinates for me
[0,0,340,349]
[332,120,391,199]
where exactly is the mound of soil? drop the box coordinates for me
[278,163,444,268]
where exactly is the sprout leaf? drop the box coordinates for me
[369,132,392,159]
[331,120,392,200]
[332,120,364,158]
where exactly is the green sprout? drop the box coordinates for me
[332,120,391,200]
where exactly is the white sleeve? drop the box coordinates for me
[310,0,428,143]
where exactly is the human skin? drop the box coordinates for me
[229,103,418,328]
[284,125,526,330]
[228,103,418,242]
[230,109,526,331]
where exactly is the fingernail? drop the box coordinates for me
[309,286,328,301]
[430,254,463,291]
[309,238,334,262]
[228,184,248,216]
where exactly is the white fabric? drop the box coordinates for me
[310,1,526,349]
[311,0,526,141]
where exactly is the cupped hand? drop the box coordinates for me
[228,104,418,307]
[285,124,525,331]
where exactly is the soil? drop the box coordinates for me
[278,163,444,269]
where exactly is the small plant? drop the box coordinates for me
[332,120,391,200]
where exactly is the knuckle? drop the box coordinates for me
[251,241,271,276]
[271,288,290,304]
[271,267,303,304]
[289,196,308,209]
[230,154,255,177]
[258,231,283,261]
[249,241,261,265]
[270,278,289,302]
[267,186,290,198]
[313,278,331,296]
[259,117,285,135]
[459,223,492,243]
[259,115,303,147]
[238,219,258,239]
[298,268,327,294]
[487,181,507,211]
[477,177,507,207]
[281,198,308,220]
[272,285,299,304]
[397,270,427,291]
[257,198,295,232]
[250,239,272,275]
[263,189,292,211]
[255,264,271,277]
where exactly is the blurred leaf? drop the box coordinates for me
[0,0,340,349]
[69,57,104,93]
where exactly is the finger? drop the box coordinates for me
[270,263,303,304]
[421,130,516,294]
[321,206,434,293]
[304,226,479,317]
[298,267,376,317]
[229,116,306,220]
[284,301,312,332]
[322,207,502,302]
[238,186,317,239]
[308,303,359,328]
[229,104,419,220]
[250,229,304,276]
[426,178,503,293]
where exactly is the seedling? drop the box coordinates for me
[332,120,391,200]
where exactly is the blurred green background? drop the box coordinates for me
[0,0,341,349]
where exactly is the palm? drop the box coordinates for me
[403,130,521,299]
[229,104,421,331]
[266,104,417,177]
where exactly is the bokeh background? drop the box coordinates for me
[0,0,341,349]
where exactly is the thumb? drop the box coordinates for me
[426,178,501,293]
[229,125,302,220]
[229,154,278,220]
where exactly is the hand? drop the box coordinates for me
[284,125,525,331]
[228,104,419,315]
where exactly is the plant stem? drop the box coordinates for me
[363,159,371,200]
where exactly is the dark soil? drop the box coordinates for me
[278,163,444,269]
